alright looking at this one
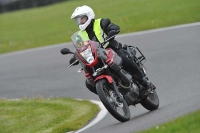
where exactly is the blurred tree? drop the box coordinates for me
[0,0,66,14]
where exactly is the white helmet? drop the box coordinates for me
[71,5,95,30]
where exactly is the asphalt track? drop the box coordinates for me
[0,23,200,133]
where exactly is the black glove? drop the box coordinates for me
[108,29,119,38]
[106,30,120,41]
[106,30,115,41]
[108,30,116,37]
[69,54,79,66]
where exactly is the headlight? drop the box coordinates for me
[80,46,94,64]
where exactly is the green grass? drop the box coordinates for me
[0,97,100,133]
[137,110,200,133]
[0,0,200,54]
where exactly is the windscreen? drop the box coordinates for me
[71,31,90,52]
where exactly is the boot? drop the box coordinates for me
[138,78,156,95]
[119,53,156,91]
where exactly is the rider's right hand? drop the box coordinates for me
[69,55,79,66]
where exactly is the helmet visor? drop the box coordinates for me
[74,15,88,25]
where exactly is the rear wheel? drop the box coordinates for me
[96,79,130,122]
[140,90,159,110]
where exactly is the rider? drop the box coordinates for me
[70,5,153,94]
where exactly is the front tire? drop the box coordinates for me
[96,79,130,122]
[140,90,159,111]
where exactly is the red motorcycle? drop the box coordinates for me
[61,31,159,122]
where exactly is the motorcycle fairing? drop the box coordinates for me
[105,48,116,66]
[75,41,99,67]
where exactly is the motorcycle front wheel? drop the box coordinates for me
[96,79,130,122]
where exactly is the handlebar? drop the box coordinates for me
[68,60,79,67]
[99,35,115,48]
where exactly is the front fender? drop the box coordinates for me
[94,75,113,83]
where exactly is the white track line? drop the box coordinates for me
[7,99,107,133]
[72,100,107,133]
[0,42,71,58]
[1,22,200,58]
[116,22,200,38]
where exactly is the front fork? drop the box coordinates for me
[105,69,124,102]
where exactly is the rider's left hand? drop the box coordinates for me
[108,29,120,38]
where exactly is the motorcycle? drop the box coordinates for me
[60,31,159,122]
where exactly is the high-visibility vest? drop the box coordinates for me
[78,19,109,48]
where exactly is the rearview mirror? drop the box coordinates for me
[60,48,74,55]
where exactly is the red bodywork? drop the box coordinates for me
[85,72,92,80]
[105,48,116,66]
[94,75,113,83]
[76,40,98,67]
[76,41,116,83]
